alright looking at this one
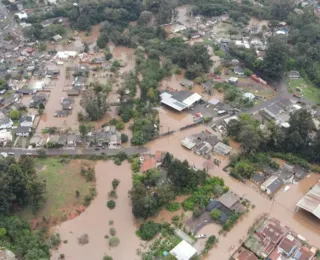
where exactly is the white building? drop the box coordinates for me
[170,240,197,260]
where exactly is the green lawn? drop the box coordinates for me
[19,158,95,224]
[287,78,320,104]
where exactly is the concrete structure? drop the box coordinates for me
[170,240,197,260]
[213,142,232,155]
[0,130,12,143]
[296,181,320,219]
[160,91,202,112]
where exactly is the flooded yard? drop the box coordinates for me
[51,161,141,260]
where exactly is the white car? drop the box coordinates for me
[26,152,32,155]
[1,152,8,158]
[195,234,207,239]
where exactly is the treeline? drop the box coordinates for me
[0,216,50,260]
[0,157,49,259]
[227,109,320,162]
[23,0,174,36]
[0,156,46,214]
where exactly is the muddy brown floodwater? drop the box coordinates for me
[51,161,141,260]
[147,125,320,259]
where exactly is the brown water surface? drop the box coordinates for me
[51,161,141,260]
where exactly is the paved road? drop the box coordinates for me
[0,147,148,156]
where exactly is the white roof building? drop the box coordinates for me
[15,12,28,20]
[53,51,77,60]
[170,240,197,260]
[160,91,202,112]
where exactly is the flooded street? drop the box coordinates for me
[147,125,320,259]
[51,161,141,260]
[36,62,82,134]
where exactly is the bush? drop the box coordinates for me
[108,190,117,199]
[103,256,113,260]
[83,195,93,206]
[137,221,161,241]
[182,197,195,211]
[109,228,116,236]
[210,209,222,221]
[78,234,89,245]
[112,179,120,189]
[116,121,125,130]
[109,236,120,247]
[50,233,61,247]
[121,133,128,143]
[107,200,116,209]
[166,202,180,212]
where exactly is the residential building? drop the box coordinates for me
[14,127,32,137]
[218,191,245,213]
[19,115,35,127]
[0,130,13,143]
[140,155,157,173]
[29,94,47,108]
[233,247,258,260]
[214,142,232,155]
[180,79,194,88]
[0,113,13,129]
[261,176,283,195]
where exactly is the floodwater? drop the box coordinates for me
[146,125,320,259]
[51,161,141,260]
[36,63,81,134]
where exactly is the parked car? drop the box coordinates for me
[195,234,207,239]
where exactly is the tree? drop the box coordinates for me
[239,124,262,155]
[138,11,153,25]
[137,221,161,241]
[82,85,108,121]
[37,149,47,159]
[97,33,108,49]
[261,38,288,81]
[210,209,222,221]
[121,133,128,143]
[9,109,20,120]
[233,160,255,179]
[79,125,89,137]
[112,179,120,189]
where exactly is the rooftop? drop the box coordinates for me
[296,181,320,219]
[170,240,197,260]
[218,191,240,209]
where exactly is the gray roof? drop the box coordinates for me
[172,90,195,103]
[264,103,284,118]
[267,177,283,194]
[218,191,239,209]
[14,126,31,134]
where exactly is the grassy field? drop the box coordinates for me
[287,78,320,104]
[18,158,95,227]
